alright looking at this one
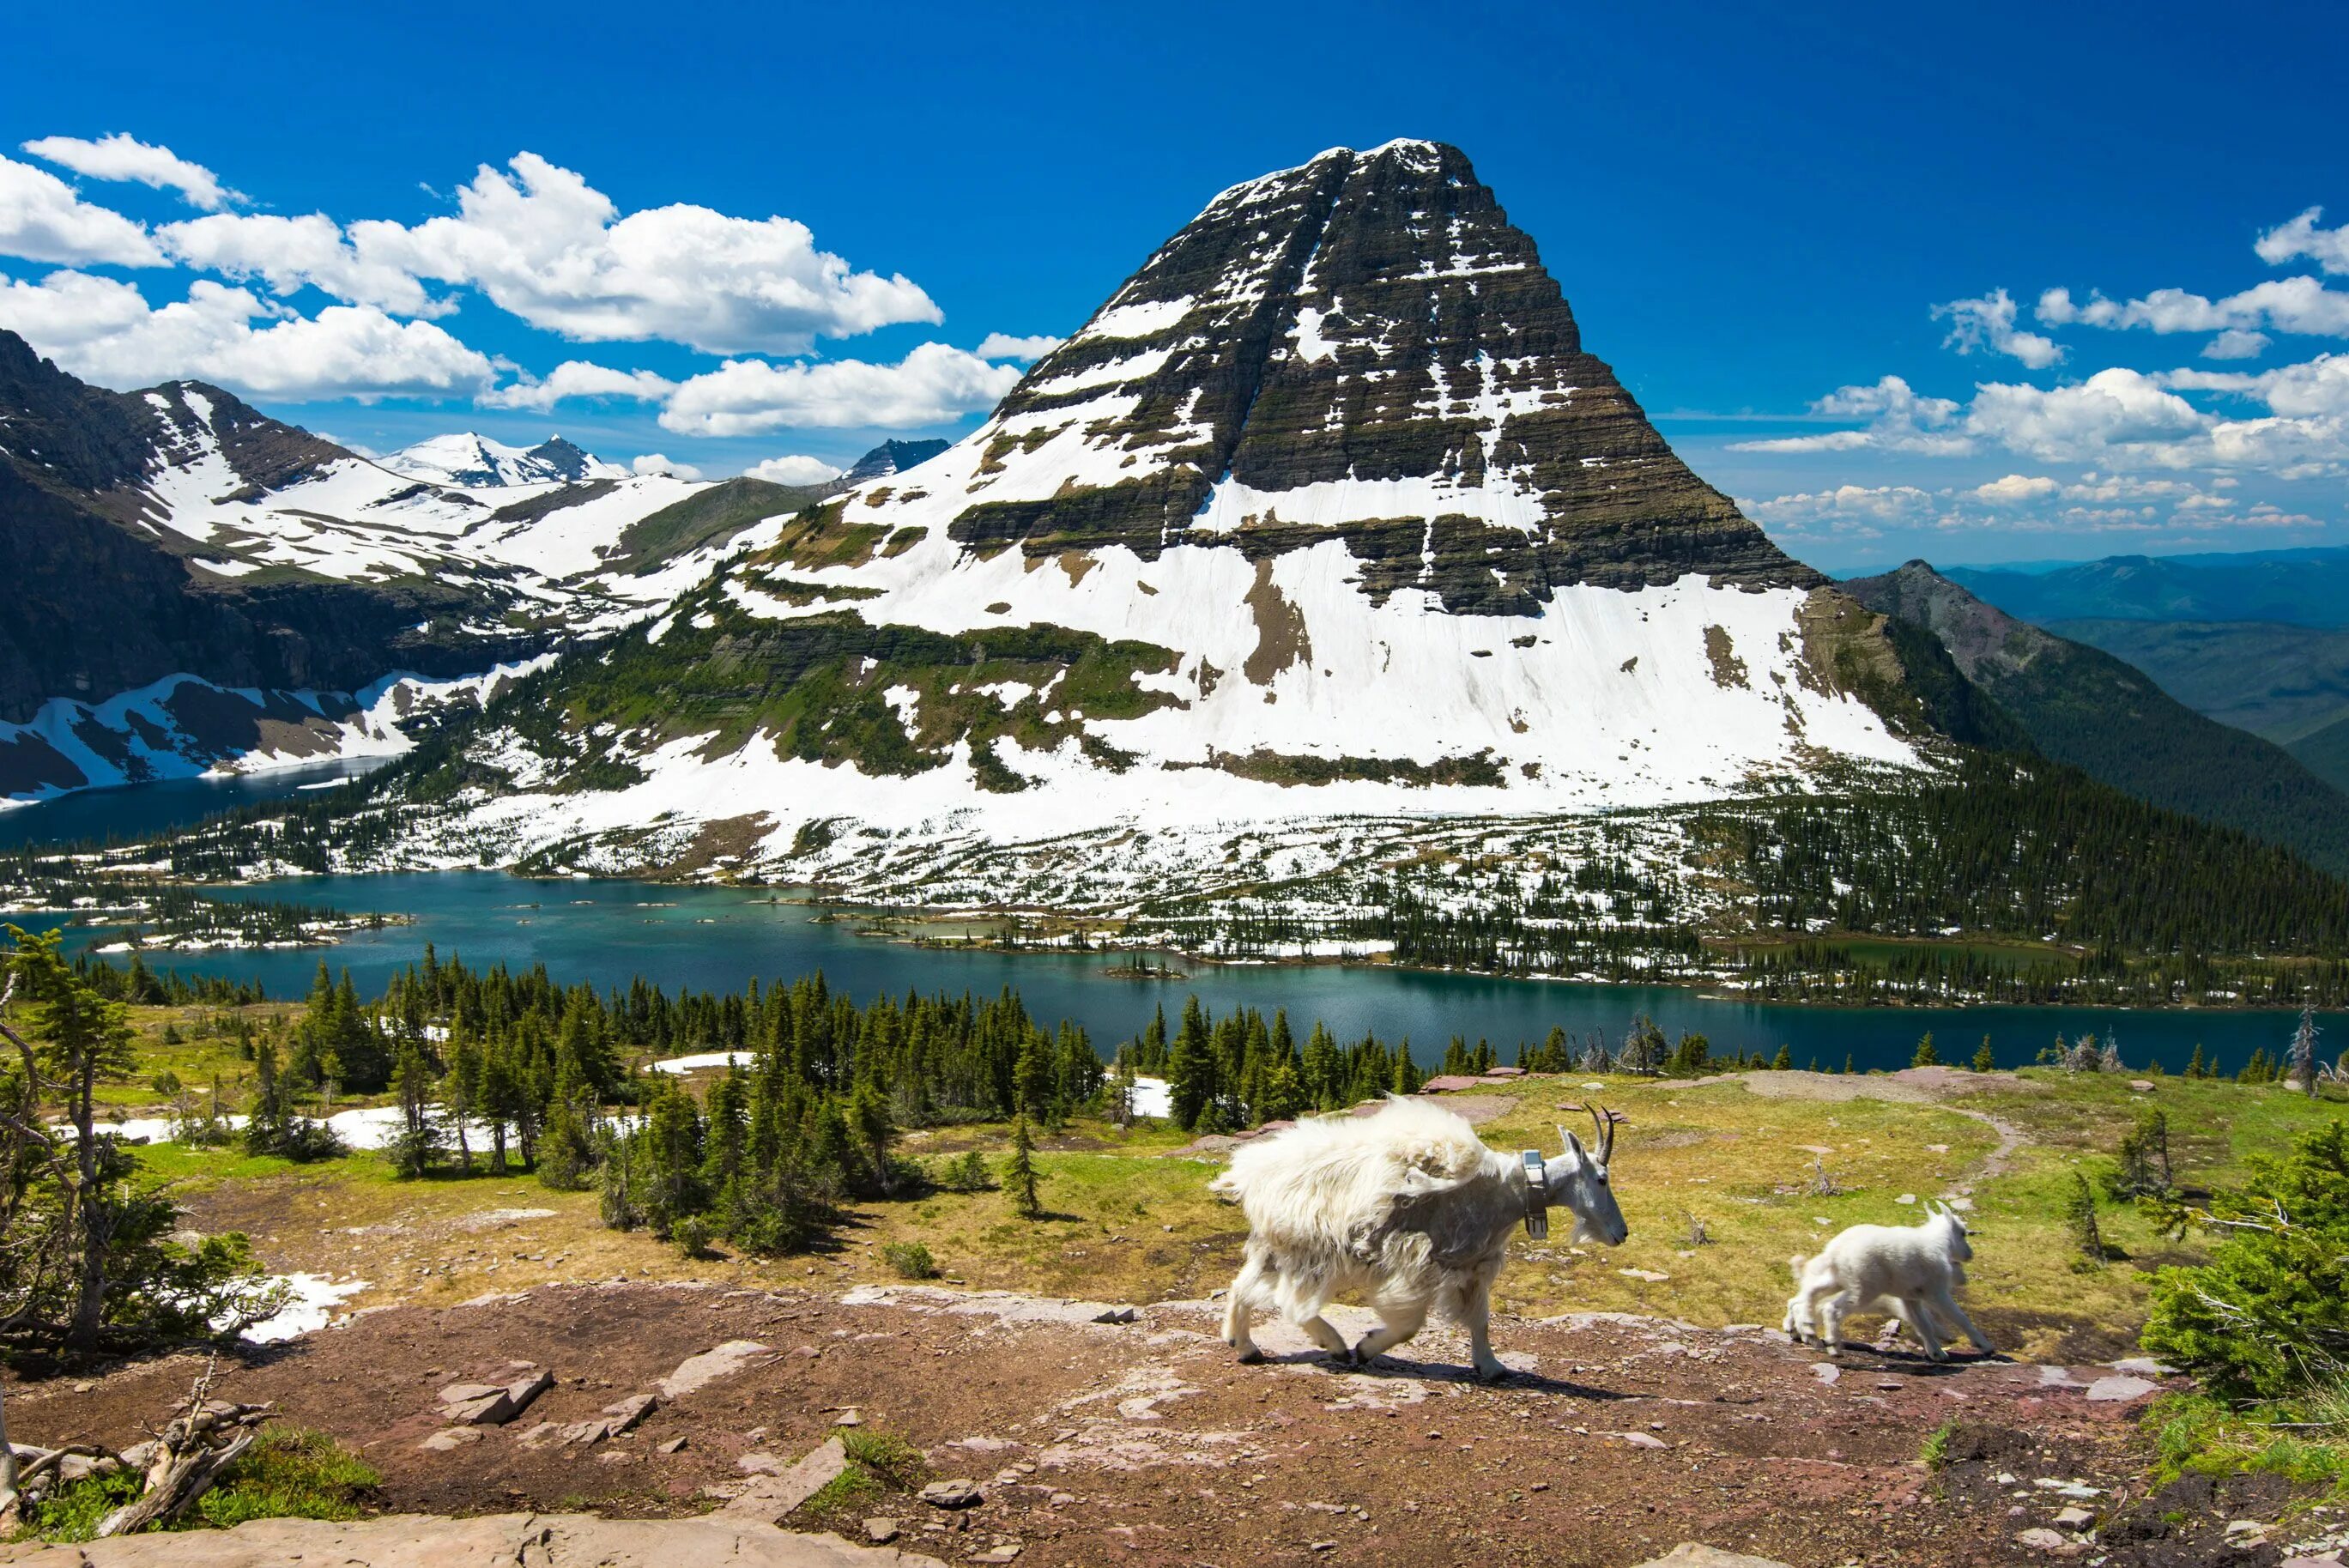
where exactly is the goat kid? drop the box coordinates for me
[1211,1098,1629,1381]
[1784,1202,1995,1361]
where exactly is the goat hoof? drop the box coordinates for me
[1236,1348,1263,1365]
[1474,1362,1511,1383]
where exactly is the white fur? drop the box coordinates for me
[1210,1097,1627,1380]
[1783,1204,1994,1361]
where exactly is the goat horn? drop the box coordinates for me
[1589,1102,1613,1165]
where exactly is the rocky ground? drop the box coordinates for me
[9,1279,2331,1568]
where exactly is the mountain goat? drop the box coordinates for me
[1210,1098,1629,1381]
[1784,1202,1994,1361]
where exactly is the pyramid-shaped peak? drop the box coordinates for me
[928,142,1807,605]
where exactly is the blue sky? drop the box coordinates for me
[5,0,2345,570]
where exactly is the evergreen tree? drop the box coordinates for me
[2065,1171,2107,1270]
[2185,1042,2207,1080]
[2288,1006,2322,1099]
[1912,1032,1940,1069]
[1166,997,1214,1130]
[385,1038,443,1179]
[1006,1113,1043,1220]
[1771,1044,1792,1070]
[1971,1035,1995,1073]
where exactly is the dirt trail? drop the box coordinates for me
[1,1280,2267,1568]
[1692,1069,2032,1186]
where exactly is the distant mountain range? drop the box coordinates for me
[0,327,908,803]
[1944,548,2349,796]
[1844,561,2349,877]
[379,432,631,487]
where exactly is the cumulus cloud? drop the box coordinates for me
[1963,368,2211,465]
[2203,328,2270,360]
[0,155,164,267]
[630,453,701,480]
[1741,484,1935,536]
[1971,474,2061,504]
[974,332,1062,361]
[155,212,445,316]
[0,269,495,401]
[2036,278,2349,339]
[1934,288,2062,368]
[659,342,1022,436]
[2257,208,2349,276]
[21,133,238,211]
[1729,376,1971,455]
[350,153,941,355]
[478,359,676,413]
[744,454,845,485]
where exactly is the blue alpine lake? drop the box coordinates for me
[7,772,2335,1075]
[94,872,2348,1076]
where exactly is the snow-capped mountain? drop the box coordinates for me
[0,336,832,802]
[353,141,1952,898]
[379,432,629,487]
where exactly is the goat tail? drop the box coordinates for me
[1788,1253,1810,1281]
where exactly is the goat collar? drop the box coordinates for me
[1520,1149,1549,1240]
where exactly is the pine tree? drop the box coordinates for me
[2288,1005,2322,1099]
[1971,1035,1995,1073]
[1912,1032,1940,1069]
[2065,1171,2107,1270]
[1006,1113,1043,1220]
[1842,1053,1855,1075]
[386,1038,443,1179]
[1391,1038,1420,1095]
[2186,1041,2207,1080]
[1771,1044,1792,1070]
[2107,1106,2171,1200]
[1166,997,1214,1130]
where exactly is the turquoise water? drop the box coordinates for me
[102,871,2336,1075]
[0,757,390,850]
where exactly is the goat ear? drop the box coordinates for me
[1559,1126,1585,1159]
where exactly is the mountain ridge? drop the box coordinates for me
[300,141,1962,898]
[1843,560,2349,876]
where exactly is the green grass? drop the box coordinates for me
[807,1427,929,1515]
[195,1426,380,1528]
[8,1428,377,1542]
[2150,1389,2349,1498]
[1921,1419,1960,1471]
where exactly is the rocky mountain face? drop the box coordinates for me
[1845,560,2349,875]
[955,140,1807,607]
[350,142,1953,892]
[841,438,949,483]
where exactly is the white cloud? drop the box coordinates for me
[1963,368,2210,465]
[2034,278,2349,339]
[2202,328,2270,360]
[2160,354,2349,418]
[659,342,1022,436]
[478,359,675,412]
[0,155,163,267]
[1741,484,1935,538]
[1729,376,1971,455]
[2257,208,2349,276]
[630,453,701,480]
[21,133,238,211]
[0,269,494,402]
[974,332,1062,361]
[155,212,445,316]
[355,153,941,354]
[1971,473,2061,505]
[744,454,845,485]
[1933,288,2062,369]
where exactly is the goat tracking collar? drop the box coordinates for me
[1521,1148,1549,1239]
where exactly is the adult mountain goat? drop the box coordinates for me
[1211,1098,1628,1381]
[1783,1202,1995,1361]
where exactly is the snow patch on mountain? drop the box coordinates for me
[380,432,627,487]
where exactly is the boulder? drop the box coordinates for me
[917,1480,984,1510]
[506,1370,556,1418]
[446,1391,516,1426]
[723,1438,851,1525]
[602,1393,659,1432]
